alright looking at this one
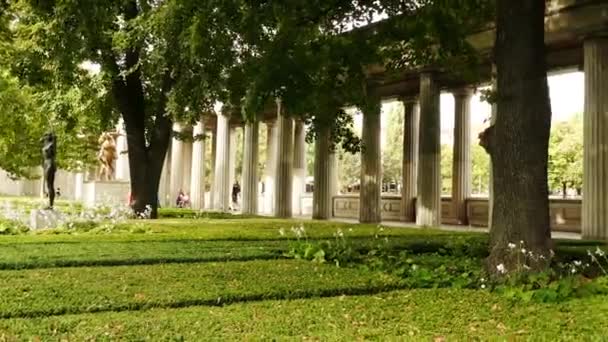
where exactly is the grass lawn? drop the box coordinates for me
[0,214,606,339]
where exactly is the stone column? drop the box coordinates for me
[213,113,231,211]
[313,125,334,219]
[115,121,130,181]
[208,130,217,209]
[228,127,238,210]
[169,123,185,206]
[400,97,419,222]
[452,88,473,225]
[159,140,172,206]
[583,37,608,239]
[359,98,382,223]
[242,121,259,214]
[190,121,206,210]
[263,121,278,214]
[181,126,193,194]
[416,73,441,227]
[292,120,307,216]
[274,99,294,218]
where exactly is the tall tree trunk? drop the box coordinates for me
[484,0,552,273]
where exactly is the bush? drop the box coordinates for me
[0,218,29,235]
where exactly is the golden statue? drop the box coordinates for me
[97,131,120,181]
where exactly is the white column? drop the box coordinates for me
[208,130,217,209]
[74,172,84,201]
[274,99,294,218]
[416,73,441,227]
[169,123,185,206]
[242,121,259,214]
[313,125,334,219]
[400,97,419,222]
[181,126,193,194]
[452,88,472,225]
[190,121,206,210]
[158,140,171,206]
[115,120,130,181]
[213,113,232,211]
[292,120,307,216]
[359,98,382,224]
[263,121,278,214]
[228,127,237,206]
[583,37,608,240]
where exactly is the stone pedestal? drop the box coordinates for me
[400,98,419,222]
[242,121,259,215]
[313,126,334,220]
[274,100,294,218]
[582,37,608,239]
[452,88,473,225]
[190,121,206,210]
[359,99,382,224]
[292,120,307,216]
[82,180,131,207]
[416,73,441,227]
[30,209,63,230]
[213,113,232,211]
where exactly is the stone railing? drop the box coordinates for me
[332,195,582,233]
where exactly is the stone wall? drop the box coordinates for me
[333,195,582,233]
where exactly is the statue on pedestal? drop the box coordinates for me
[97,132,119,181]
[41,132,57,209]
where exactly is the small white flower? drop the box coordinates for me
[595,246,606,257]
[571,267,577,274]
[573,260,582,267]
[521,248,527,254]
[411,264,419,271]
[523,264,531,270]
[507,243,516,249]
[481,284,486,289]
[496,263,507,274]
[348,228,353,233]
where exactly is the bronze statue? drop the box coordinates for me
[97,132,119,181]
[42,132,57,209]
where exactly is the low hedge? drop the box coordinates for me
[0,240,286,270]
[1,289,607,340]
[0,259,403,319]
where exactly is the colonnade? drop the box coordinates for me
[158,37,608,240]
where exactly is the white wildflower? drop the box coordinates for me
[507,243,516,249]
[521,248,527,254]
[481,284,486,289]
[496,263,507,274]
[595,246,606,257]
[573,260,582,267]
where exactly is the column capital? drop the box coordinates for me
[398,95,418,105]
[452,87,474,99]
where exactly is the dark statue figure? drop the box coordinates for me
[42,132,57,209]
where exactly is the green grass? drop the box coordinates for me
[0,260,402,319]
[0,289,606,340]
[0,215,605,339]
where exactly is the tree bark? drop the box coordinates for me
[486,0,552,272]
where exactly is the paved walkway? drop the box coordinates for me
[291,215,582,240]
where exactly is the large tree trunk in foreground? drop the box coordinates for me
[483,0,552,273]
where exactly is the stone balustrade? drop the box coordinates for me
[333,194,582,233]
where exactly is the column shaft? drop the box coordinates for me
[274,100,294,218]
[313,126,334,219]
[359,99,382,223]
[416,73,441,227]
[228,127,237,205]
[452,89,472,225]
[242,121,259,214]
[263,122,278,214]
[190,121,206,210]
[208,130,217,209]
[181,129,193,194]
[169,123,185,206]
[213,113,231,211]
[400,99,419,222]
[293,120,307,216]
[583,37,608,239]
[159,140,172,206]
